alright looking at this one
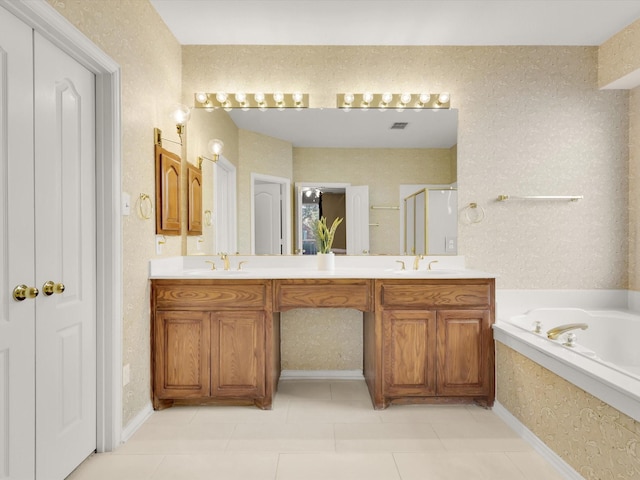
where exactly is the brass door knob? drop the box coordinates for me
[13,284,39,301]
[42,281,65,296]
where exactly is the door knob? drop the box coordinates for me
[13,284,39,301]
[42,281,65,296]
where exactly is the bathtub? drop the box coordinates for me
[493,307,640,423]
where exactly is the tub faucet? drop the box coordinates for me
[546,323,588,340]
[219,252,230,271]
[413,255,423,270]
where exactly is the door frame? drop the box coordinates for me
[251,173,291,255]
[0,0,123,452]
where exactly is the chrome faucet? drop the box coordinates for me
[413,255,424,270]
[219,252,230,271]
[546,323,588,340]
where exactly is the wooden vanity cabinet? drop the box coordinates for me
[151,276,494,412]
[373,279,495,408]
[151,279,275,410]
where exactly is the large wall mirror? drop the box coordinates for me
[186,106,458,256]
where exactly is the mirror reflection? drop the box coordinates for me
[186,107,458,256]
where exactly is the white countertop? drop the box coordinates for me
[149,255,496,280]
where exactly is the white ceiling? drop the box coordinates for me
[150,0,640,46]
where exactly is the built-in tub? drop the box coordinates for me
[493,307,640,423]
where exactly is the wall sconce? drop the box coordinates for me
[337,92,451,110]
[194,92,309,110]
[197,138,224,169]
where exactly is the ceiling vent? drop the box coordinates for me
[390,122,408,130]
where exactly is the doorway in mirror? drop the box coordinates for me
[252,173,291,254]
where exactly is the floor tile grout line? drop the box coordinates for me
[146,454,167,480]
[391,452,406,480]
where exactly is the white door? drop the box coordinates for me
[0,7,36,479]
[346,185,369,254]
[0,13,97,479]
[254,183,282,254]
[34,33,97,479]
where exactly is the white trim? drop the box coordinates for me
[251,172,292,255]
[493,402,582,480]
[627,289,640,313]
[0,0,123,452]
[120,402,153,444]
[280,370,364,380]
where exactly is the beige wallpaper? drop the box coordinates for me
[496,343,640,479]
[599,18,640,88]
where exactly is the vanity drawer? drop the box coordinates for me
[153,280,269,310]
[378,281,492,309]
[274,279,372,311]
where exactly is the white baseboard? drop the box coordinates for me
[280,369,364,380]
[120,401,153,445]
[493,402,583,480]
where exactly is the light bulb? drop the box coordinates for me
[418,93,431,105]
[254,92,265,104]
[438,92,450,104]
[235,92,247,104]
[273,92,284,104]
[215,92,228,103]
[169,104,191,125]
[361,92,373,108]
[195,92,208,104]
[400,93,412,105]
[208,139,224,157]
[343,93,355,106]
[381,92,393,104]
[292,92,304,104]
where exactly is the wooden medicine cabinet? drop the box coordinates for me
[187,163,203,235]
[155,143,181,235]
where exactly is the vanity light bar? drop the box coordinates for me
[337,93,451,110]
[193,92,309,110]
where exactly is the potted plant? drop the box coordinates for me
[313,216,343,270]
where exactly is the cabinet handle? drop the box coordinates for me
[13,284,39,301]
[42,281,65,296]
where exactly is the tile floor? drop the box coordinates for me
[68,380,567,480]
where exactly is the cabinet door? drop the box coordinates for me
[382,310,437,397]
[211,311,265,398]
[436,310,491,396]
[187,163,202,235]
[154,311,210,399]
[155,144,181,235]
